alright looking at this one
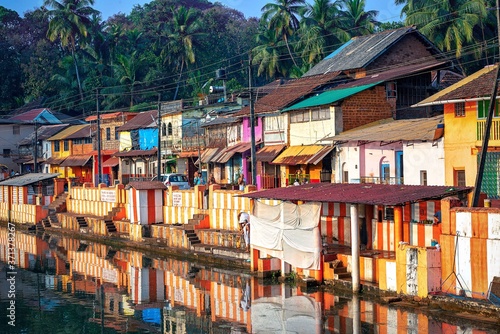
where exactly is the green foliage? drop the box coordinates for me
[1,0,498,113]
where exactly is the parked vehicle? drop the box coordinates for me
[152,173,190,189]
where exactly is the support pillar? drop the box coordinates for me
[350,203,360,293]
[394,205,403,245]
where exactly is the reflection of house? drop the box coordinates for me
[329,116,445,185]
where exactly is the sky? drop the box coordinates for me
[0,0,404,23]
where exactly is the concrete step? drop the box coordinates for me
[335,266,348,274]
[334,272,351,280]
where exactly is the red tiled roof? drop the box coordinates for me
[235,72,341,116]
[240,183,471,206]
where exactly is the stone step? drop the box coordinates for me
[334,266,348,274]
[334,272,351,280]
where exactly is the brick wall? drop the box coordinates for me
[342,86,393,131]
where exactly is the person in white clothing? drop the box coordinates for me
[238,212,250,252]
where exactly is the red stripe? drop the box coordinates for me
[338,217,344,243]
[147,189,156,224]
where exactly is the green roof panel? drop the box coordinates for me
[283,83,380,112]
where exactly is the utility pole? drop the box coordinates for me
[33,120,38,173]
[472,0,500,206]
[96,89,103,185]
[157,94,162,178]
[249,52,257,186]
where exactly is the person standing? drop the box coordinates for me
[238,211,250,252]
[238,174,245,190]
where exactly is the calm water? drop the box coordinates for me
[0,227,498,333]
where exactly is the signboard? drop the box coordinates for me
[102,267,118,284]
[101,189,116,202]
[172,193,182,207]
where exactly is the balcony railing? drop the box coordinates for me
[477,119,500,141]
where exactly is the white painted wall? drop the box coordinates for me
[403,138,445,186]
[335,145,361,183]
[289,106,341,146]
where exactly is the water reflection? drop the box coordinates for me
[0,227,497,333]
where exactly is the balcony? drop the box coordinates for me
[477,119,500,141]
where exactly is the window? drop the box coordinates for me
[290,110,310,123]
[63,140,69,151]
[115,127,119,140]
[54,141,60,152]
[162,123,166,136]
[343,170,349,183]
[3,149,10,158]
[454,102,465,117]
[106,128,111,141]
[385,207,395,220]
[454,169,466,187]
[420,170,427,186]
[477,100,500,118]
[386,82,397,98]
[311,107,330,121]
[168,122,173,136]
[13,125,20,135]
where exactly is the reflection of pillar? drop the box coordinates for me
[350,203,360,293]
[352,294,360,333]
[394,206,403,245]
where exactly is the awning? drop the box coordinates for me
[45,156,67,165]
[256,144,286,162]
[200,147,221,163]
[213,142,255,164]
[60,154,92,167]
[283,83,379,112]
[102,157,119,167]
[178,151,199,158]
[272,145,333,165]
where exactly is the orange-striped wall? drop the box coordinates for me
[441,208,500,299]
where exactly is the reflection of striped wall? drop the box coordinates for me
[441,210,500,299]
[211,281,250,324]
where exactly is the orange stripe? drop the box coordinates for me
[326,216,333,239]
[338,217,344,243]
[471,238,487,299]
[377,221,384,250]
[419,201,427,221]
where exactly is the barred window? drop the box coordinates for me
[455,102,465,117]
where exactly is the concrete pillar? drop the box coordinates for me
[394,206,403,245]
[350,203,360,293]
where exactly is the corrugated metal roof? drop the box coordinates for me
[200,148,221,163]
[414,65,497,106]
[60,154,92,167]
[47,124,89,141]
[256,144,286,162]
[240,183,471,206]
[116,110,158,131]
[328,115,444,143]
[102,157,119,167]
[236,72,341,116]
[284,83,379,111]
[18,124,70,146]
[45,156,67,164]
[85,111,138,122]
[272,145,329,165]
[178,151,199,158]
[0,173,60,186]
[304,26,442,77]
[114,148,157,157]
[127,181,166,190]
[8,108,62,124]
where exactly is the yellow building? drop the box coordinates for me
[415,65,500,197]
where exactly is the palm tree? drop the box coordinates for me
[337,0,379,36]
[252,24,289,78]
[162,6,204,100]
[114,51,147,108]
[298,0,350,67]
[395,0,487,61]
[261,0,306,67]
[44,0,99,102]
